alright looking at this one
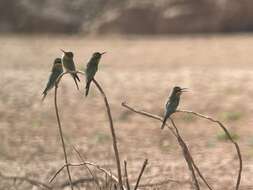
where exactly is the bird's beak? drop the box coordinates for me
[60,49,66,54]
[180,88,188,92]
[101,52,106,55]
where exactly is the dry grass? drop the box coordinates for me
[0,34,253,189]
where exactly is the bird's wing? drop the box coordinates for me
[64,59,76,71]
[85,64,98,82]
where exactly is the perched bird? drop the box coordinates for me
[161,86,187,129]
[42,58,63,101]
[85,52,106,96]
[61,49,80,90]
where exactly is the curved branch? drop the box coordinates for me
[177,110,242,190]
[122,102,216,190]
[53,72,74,190]
[49,162,119,184]
[92,79,124,190]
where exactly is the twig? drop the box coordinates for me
[168,119,200,190]
[0,171,52,190]
[177,110,242,190]
[53,72,74,190]
[121,102,207,190]
[121,102,177,137]
[92,79,124,190]
[134,159,148,190]
[50,162,119,185]
[124,161,131,190]
[72,145,101,189]
[170,118,213,190]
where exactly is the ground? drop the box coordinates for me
[0,34,253,190]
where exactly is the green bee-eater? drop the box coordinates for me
[85,52,106,96]
[42,58,63,101]
[61,49,80,90]
[161,86,187,129]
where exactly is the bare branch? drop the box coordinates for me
[92,79,124,190]
[72,145,101,189]
[177,110,242,190]
[53,71,74,190]
[122,102,213,190]
[124,161,131,190]
[134,159,148,190]
[50,162,119,185]
[170,118,213,190]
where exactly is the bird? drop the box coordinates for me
[85,52,106,96]
[42,58,63,101]
[61,49,80,90]
[160,86,187,129]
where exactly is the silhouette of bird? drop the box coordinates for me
[61,49,80,90]
[161,86,187,129]
[42,58,63,101]
[85,52,106,96]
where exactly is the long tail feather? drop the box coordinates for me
[160,117,167,129]
[85,81,91,97]
[72,73,79,90]
[41,92,47,102]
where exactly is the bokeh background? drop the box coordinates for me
[1,1,253,189]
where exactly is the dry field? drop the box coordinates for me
[0,34,253,190]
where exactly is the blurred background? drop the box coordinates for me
[1,0,253,190]
[2,0,253,34]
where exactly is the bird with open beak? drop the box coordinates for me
[42,58,63,101]
[85,52,106,96]
[161,86,187,129]
[60,49,80,90]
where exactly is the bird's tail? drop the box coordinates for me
[85,81,91,97]
[160,117,167,129]
[71,73,80,90]
[41,92,47,102]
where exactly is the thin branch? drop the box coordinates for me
[121,102,177,137]
[72,145,101,190]
[122,102,211,190]
[177,110,242,190]
[124,161,131,190]
[50,162,119,185]
[92,79,124,190]
[53,72,74,190]
[134,159,148,190]
[0,172,52,190]
[168,119,200,190]
[170,118,213,190]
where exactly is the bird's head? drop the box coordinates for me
[54,58,62,65]
[60,49,74,58]
[92,52,106,59]
[173,86,187,96]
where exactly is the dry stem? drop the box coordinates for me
[177,110,242,190]
[134,159,148,190]
[121,102,221,190]
[53,72,74,190]
[50,161,119,184]
[92,78,124,190]
[124,161,131,190]
[121,102,201,190]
